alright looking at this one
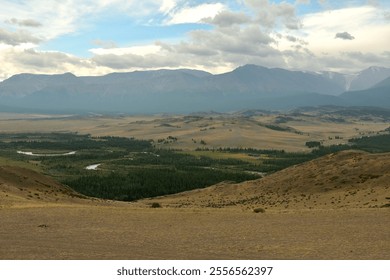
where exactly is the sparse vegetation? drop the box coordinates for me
[305,141,322,148]
[151,202,162,208]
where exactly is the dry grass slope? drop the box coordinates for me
[139,150,390,210]
[0,166,92,208]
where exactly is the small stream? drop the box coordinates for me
[85,164,101,170]
[17,151,76,156]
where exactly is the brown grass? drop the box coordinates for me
[0,205,389,259]
[136,150,390,211]
[0,113,388,152]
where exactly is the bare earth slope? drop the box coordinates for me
[0,151,389,259]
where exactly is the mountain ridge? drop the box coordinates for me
[0,65,389,113]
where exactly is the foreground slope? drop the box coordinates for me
[0,151,389,259]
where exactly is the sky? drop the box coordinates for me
[0,0,389,80]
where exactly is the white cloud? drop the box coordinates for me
[0,47,111,78]
[0,0,166,41]
[92,39,118,49]
[90,45,162,56]
[159,0,177,14]
[281,5,390,72]
[166,3,226,25]
[300,6,389,54]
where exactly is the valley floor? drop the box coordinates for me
[0,205,389,260]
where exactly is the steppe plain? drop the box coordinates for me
[0,109,389,259]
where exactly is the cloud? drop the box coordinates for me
[244,0,302,30]
[0,0,390,80]
[10,49,85,69]
[91,39,118,49]
[90,21,285,73]
[159,0,177,14]
[5,18,42,27]
[0,0,168,41]
[0,47,109,79]
[0,28,41,46]
[297,6,389,53]
[166,3,225,25]
[90,44,162,56]
[203,10,251,27]
[384,10,390,21]
[285,35,308,45]
[92,53,180,69]
[187,25,276,55]
[342,51,389,64]
[335,32,355,40]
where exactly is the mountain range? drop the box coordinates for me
[0,65,389,113]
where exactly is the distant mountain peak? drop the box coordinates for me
[348,66,390,91]
[364,66,388,72]
[235,64,268,71]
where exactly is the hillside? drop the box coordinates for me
[0,166,90,207]
[139,150,390,210]
[373,76,390,88]
[2,150,389,210]
[341,78,390,108]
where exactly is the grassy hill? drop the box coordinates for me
[138,150,390,210]
[0,166,89,208]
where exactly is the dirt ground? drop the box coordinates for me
[0,205,389,260]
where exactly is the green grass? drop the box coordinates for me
[0,156,42,172]
[181,150,261,164]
